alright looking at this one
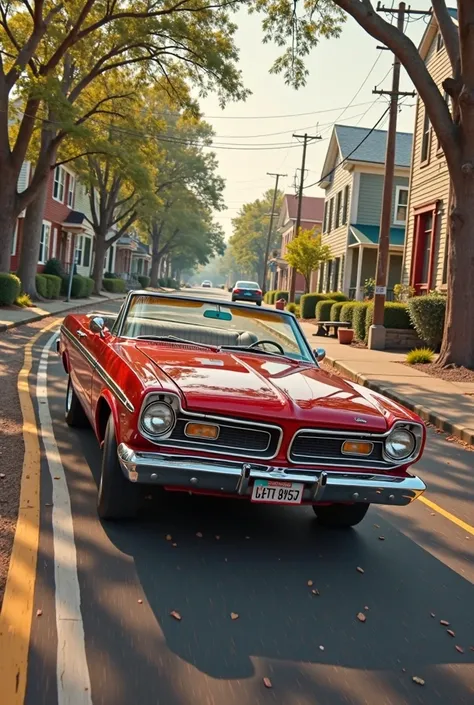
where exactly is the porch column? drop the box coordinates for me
[342,248,353,295]
[355,245,364,300]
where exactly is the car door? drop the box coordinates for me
[67,317,96,413]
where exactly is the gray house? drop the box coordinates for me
[319,124,412,300]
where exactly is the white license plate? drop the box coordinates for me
[251,480,304,504]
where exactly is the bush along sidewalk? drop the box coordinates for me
[407,293,446,350]
[364,302,412,342]
[103,277,126,294]
[0,273,21,305]
[315,299,336,321]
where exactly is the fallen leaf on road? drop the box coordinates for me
[245,536,250,539]
[138,599,143,604]
[412,676,425,686]
[196,532,203,538]
[364,606,369,610]
[170,611,182,621]
[447,629,456,637]
[307,580,313,586]
[319,645,325,651]
[0,474,5,479]
[356,566,364,574]
[166,534,172,541]
[455,645,464,653]
[357,612,366,623]
[263,678,272,689]
[470,647,474,652]
[446,436,455,442]
[45,503,52,507]
[402,668,406,673]
[430,613,435,618]
[54,476,60,480]
[215,535,220,540]
[36,609,42,617]
[373,524,380,528]
[440,620,450,626]
[378,536,385,541]
[430,512,436,516]
[312,589,320,596]
[230,612,239,620]
[172,543,177,547]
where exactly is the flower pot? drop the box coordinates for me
[338,328,354,345]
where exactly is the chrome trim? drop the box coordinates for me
[116,445,426,506]
[60,325,135,413]
[184,421,221,441]
[287,421,424,469]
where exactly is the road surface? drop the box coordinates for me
[1,287,473,705]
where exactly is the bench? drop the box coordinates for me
[312,321,351,338]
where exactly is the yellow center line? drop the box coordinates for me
[0,319,60,705]
[419,495,474,536]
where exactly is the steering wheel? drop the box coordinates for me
[248,339,285,354]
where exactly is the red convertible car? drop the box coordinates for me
[58,291,426,525]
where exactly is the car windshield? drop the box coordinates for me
[119,294,313,362]
[236,281,259,289]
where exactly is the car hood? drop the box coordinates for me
[135,344,390,432]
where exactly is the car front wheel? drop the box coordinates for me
[312,503,369,528]
[97,416,140,520]
[65,376,88,427]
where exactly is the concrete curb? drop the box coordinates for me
[0,295,125,334]
[324,356,474,446]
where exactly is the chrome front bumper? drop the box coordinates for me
[117,444,426,506]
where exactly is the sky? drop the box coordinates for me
[198,2,433,241]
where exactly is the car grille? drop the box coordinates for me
[289,432,390,468]
[159,417,281,459]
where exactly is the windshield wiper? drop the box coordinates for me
[218,344,298,362]
[135,335,217,351]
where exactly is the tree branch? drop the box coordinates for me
[431,0,460,75]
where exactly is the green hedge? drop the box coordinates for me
[60,274,94,298]
[0,273,21,305]
[36,274,61,299]
[330,302,345,322]
[138,275,150,289]
[353,302,371,341]
[82,277,94,297]
[300,293,328,319]
[407,294,446,349]
[104,271,118,279]
[315,299,336,321]
[264,290,276,304]
[340,301,360,327]
[325,291,348,302]
[365,302,412,337]
[44,258,64,278]
[103,277,126,293]
[274,290,289,302]
[158,277,167,287]
[286,302,298,314]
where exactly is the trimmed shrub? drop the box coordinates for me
[286,302,298,315]
[365,302,412,338]
[269,290,278,304]
[326,291,348,303]
[275,290,289,302]
[330,302,345,322]
[353,302,371,341]
[264,290,276,304]
[0,273,21,305]
[44,258,64,278]
[138,275,150,289]
[315,299,336,321]
[339,301,359,327]
[35,274,49,298]
[103,277,126,293]
[42,274,62,298]
[300,293,328,319]
[406,347,435,365]
[82,277,95,297]
[104,271,118,279]
[158,277,167,287]
[295,293,302,304]
[407,294,446,350]
[61,274,88,298]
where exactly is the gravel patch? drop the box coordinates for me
[401,362,474,385]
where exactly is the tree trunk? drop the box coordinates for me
[437,182,474,368]
[17,178,49,298]
[0,170,20,273]
[92,230,108,295]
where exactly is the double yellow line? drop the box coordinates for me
[0,320,59,704]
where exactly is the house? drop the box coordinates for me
[401,11,457,294]
[114,234,151,280]
[319,124,412,300]
[272,194,324,293]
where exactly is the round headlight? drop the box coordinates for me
[141,402,175,436]
[385,428,415,460]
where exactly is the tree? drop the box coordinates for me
[253,1,474,367]
[284,228,331,293]
[229,189,283,283]
[0,0,248,286]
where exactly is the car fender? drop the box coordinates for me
[95,389,122,444]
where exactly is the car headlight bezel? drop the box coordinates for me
[140,401,176,438]
[384,427,416,461]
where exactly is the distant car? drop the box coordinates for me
[232,280,262,305]
[201,280,212,288]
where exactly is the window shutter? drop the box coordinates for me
[83,237,91,267]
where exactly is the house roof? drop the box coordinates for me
[281,194,324,225]
[419,8,457,59]
[349,224,405,248]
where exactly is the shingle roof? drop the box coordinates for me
[284,194,324,223]
[63,210,86,225]
[335,125,413,168]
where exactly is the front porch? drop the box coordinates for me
[344,225,404,301]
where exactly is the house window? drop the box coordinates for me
[436,32,444,52]
[333,257,340,290]
[421,110,431,163]
[328,198,334,233]
[411,208,436,293]
[11,221,18,256]
[67,175,75,207]
[53,166,66,202]
[83,237,91,268]
[335,191,342,229]
[75,235,91,267]
[38,222,51,264]
[323,201,328,232]
[325,260,333,292]
[394,186,409,225]
[342,185,350,225]
[76,235,84,265]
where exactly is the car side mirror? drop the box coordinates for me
[314,348,326,362]
[90,316,105,337]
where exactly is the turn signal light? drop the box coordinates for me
[185,423,220,440]
[342,440,373,456]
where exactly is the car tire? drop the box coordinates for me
[65,376,89,427]
[97,416,140,520]
[256,301,262,306]
[312,503,369,528]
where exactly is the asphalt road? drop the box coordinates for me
[3,289,474,705]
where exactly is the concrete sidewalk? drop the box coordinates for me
[297,319,474,444]
[0,292,126,332]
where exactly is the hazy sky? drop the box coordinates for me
[199,3,433,240]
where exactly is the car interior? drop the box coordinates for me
[122,317,260,348]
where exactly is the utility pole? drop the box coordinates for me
[262,172,287,296]
[288,132,321,303]
[368,1,416,349]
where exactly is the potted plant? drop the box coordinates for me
[338,327,354,345]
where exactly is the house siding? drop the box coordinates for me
[321,160,352,259]
[358,173,409,225]
[402,32,451,289]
